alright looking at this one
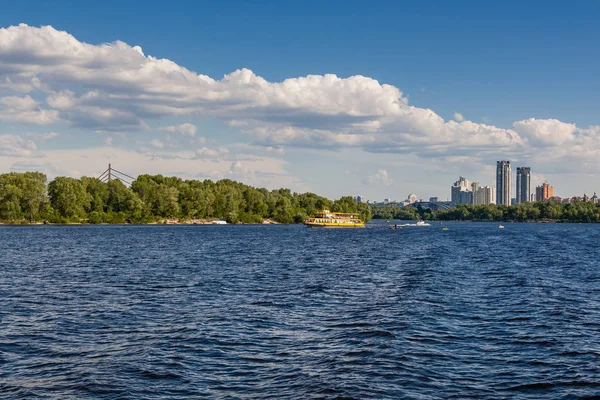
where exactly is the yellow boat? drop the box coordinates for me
[304,210,365,228]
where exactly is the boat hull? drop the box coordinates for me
[305,222,365,228]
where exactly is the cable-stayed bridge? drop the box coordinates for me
[97,164,135,186]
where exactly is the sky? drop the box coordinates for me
[1,0,600,201]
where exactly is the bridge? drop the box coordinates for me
[97,164,135,186]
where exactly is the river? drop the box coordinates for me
[1,222,599,398]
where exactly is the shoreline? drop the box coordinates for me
[0,218,281,226]
[372,218,563,223]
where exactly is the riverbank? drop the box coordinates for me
[372,217,562,223]
[0,218,281,225]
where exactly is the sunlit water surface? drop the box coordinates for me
[1,222,599,399]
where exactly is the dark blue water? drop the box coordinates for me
[1,222,599,399]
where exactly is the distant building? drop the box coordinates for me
[535,181,553,201]
[496,161,511,205]
[451,177,471,204]
[407,194,417,204]
[355,195,362,203]
[473,186,496,205]
[591,193,599,204]
[460,191,473,205]
[516,167,531,204]
[429,197,439,203]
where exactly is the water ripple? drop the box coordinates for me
[1,222,600,398]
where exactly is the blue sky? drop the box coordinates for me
[1,0,599,200]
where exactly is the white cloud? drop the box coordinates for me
[264,146,285,155]
[41,132,59,140]
[365,169,393,186]
[0,24,520,156]
[0,134,38,157]
[149,139,164,148]
[160,123,197,137]
[513,118,576,146]
[0,95,60,125]
[1,24,600,178]
[195,147,218,157]
[22,131,60,141]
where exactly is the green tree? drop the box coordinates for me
[48,177,89,220]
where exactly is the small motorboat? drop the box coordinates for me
[443,227,449,231]
[498,224,504,229]
[399,220,431,227]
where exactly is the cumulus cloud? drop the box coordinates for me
[0,95,60,125]
[364,169,393,186]
[0,134,38,157]
[1,23,600,175]
[194,147,229,158]
[513,118,577,146]
[160,123,197,137]
[0,24,522,157]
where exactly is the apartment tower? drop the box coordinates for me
[516,167,532,203]
[536,182,554,201]
[496,161,511,205]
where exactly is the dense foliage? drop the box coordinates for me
[372,202,600,223]
[0,172,371,224]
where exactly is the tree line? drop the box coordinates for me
[0,172,371,224]
[372,201,600,223]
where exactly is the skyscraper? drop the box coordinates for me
[496,161,511,205]
[516,167,531,203]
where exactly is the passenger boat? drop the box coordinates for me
[304,210,365,228]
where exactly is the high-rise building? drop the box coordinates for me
[473,186,496,205]
[451,177,471,204]
[535,182,553,201]
[496,161,511,205]
[516,167,531,204]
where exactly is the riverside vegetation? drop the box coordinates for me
[0,172,371,224]
[372,202,600,223]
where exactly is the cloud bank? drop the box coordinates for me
[0,23,599,186]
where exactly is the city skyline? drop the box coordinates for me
[1,1,600,200]
[366,160,585,205]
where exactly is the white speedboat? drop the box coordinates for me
[401,220,431,227]
[212,219,228,225]
[498,224,504,229]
